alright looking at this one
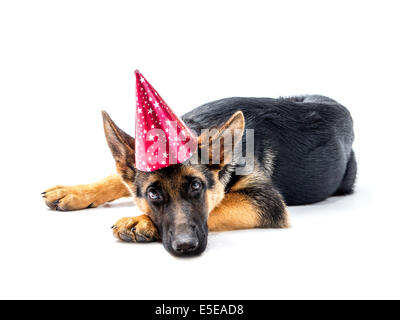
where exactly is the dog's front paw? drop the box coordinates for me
[112,215,159,243]
[42,185,98,211]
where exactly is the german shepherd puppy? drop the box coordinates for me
[42,95,356,257]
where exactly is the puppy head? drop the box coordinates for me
[102,111,244,257]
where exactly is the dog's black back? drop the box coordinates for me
[183,95,356,205]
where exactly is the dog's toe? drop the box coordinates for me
[43,185,64,194]
[135,234,152,243]
[46,199,60,210]
[44,189,67,209]
[118,233,134,242]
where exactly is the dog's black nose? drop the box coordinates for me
[172,235,199,254]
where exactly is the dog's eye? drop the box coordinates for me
[147,188,162,201]
[190,180,202,192]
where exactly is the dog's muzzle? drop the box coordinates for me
[172,233,199,254]
[167,222,207,257]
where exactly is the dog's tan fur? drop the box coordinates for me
[207,192,261,231]
[205,171,226,215]
[43,174,130,211]
[112,215,160,242]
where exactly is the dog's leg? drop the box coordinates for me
[208,189,290,232]
[111,215,160,242]
[42,174,131,211]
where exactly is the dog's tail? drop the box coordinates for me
[334,150,357,196]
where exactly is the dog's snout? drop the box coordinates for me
[172,235,199,254]
[165,222,207,257]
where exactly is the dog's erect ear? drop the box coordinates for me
[102,111,135,171]
[198,111,245,166]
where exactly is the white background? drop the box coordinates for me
[0,0,399,299]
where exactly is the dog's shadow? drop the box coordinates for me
[288,186,371,216]
[101,199,136,209]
